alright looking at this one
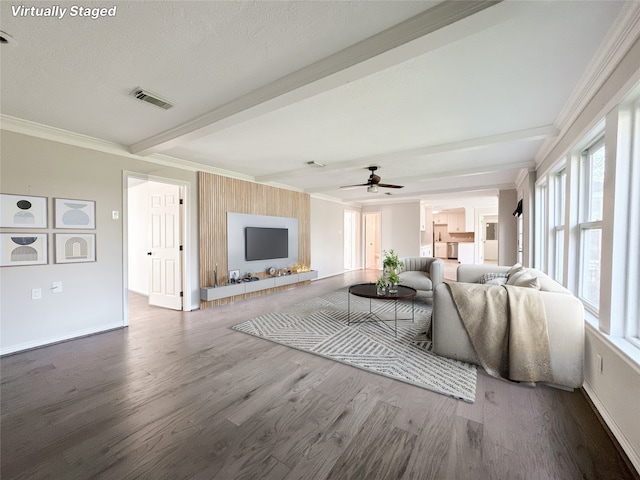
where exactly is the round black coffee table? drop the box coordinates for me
[347,283,417,337]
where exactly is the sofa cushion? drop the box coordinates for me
[399,271,433,291]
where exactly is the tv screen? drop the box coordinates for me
[245,227,288,261]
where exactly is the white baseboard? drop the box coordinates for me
[583,381,640,474]
[0,322,125,356]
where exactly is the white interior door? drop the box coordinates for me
[148,184,182,310]
[344,211,358,270]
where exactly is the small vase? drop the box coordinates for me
[377,285,386,296]
[388,283,398,294]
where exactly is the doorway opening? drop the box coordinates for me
[481,215,498,264]
[344,210,359,270]
[363,212,381,270]
[124,173,191,324]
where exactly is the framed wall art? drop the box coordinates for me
[0,194,48,228]
[55,233,96,264]
[0,233,48,266]
[54,198,95,229]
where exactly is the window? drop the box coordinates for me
[626,100,640,347]
[535,182,547,271]
[551,168,566,284]
[578,140,605,312]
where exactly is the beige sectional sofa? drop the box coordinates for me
[398,257,444,298]
[432,264,585,389]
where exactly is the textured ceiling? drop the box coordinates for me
[0,0,631,206]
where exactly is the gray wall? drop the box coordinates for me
[0,130,199,354]
[363,201,421,260]
[498,189,518,266]
[310,197,349,278]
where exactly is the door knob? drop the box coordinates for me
[147,252,152,255]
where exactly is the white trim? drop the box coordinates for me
[583,380,640,474]
[0,114,254,181]
[535,2,640,167]
[0,322,124,356]
[123,172,194,318]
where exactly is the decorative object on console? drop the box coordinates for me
[229,269,240,283]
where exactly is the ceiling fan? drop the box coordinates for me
[340,166,404,193]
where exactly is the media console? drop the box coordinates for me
[200,270,318,302]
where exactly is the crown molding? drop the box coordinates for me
[0,115,254,182]
[534,1,640,165]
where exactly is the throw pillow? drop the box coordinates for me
[507,262,524,277]
[510,270,541,289]
[507,267,528,285]
[479,272,509,285]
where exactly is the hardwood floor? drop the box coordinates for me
[1,270,637,480]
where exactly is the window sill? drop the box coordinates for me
[584,312,640,373]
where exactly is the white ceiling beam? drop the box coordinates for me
[129,0,507,156]
[261,125,554,184]
[302,159,532,194]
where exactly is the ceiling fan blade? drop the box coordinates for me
[377,183,404,189]
[340,183,370,189]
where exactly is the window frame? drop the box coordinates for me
[577,139,605,315]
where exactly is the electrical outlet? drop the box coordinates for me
[597,353,604,374]
[31,288,42,300]
[52,281,63,293]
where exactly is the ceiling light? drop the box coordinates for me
[0,31,17,46]
[367,185,378,193]
[306,161,325,167]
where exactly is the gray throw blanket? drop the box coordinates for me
[446,283,554,384]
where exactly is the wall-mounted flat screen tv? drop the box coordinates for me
[245,227,288,261]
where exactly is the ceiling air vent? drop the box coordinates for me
[131,88,174,110]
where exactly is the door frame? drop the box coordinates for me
[122,171,192,326]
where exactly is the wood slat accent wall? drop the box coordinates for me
[198,172,311,308]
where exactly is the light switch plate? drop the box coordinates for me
[32,288,42,300]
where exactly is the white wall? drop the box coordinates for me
[363,201,421,259]
[0,130,199,354]
[310,197,349,279]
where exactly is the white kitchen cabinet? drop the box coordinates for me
[458,243,475,264]
[447,212,465,232]
[435,242,447,258]
[433,213,448,225]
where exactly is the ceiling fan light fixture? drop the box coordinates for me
[0,30,17,46]
[367,185,378,193]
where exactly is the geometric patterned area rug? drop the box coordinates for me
[232,287,477,403]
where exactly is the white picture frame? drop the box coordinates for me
[54,198,96,229]
[0,233,48,266]
[55,233,96,264]
[0,194,48,228]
